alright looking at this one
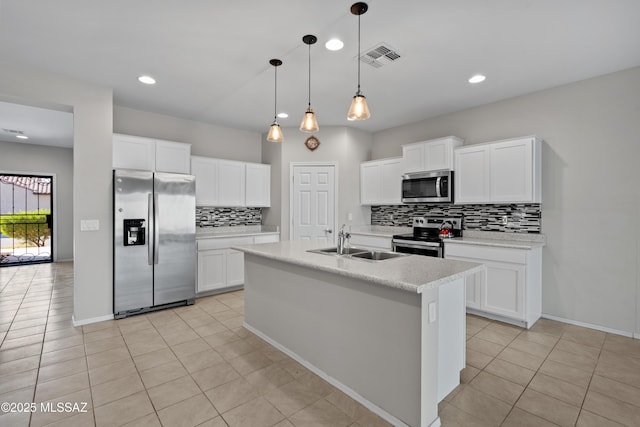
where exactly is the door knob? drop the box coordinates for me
[324,229,333,234]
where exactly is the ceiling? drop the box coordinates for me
[1,0,639,147]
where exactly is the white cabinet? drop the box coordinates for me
[197,233,280,294]
[197,248,227,292]
[226,249,246,286]
[464,269,482,310]
[401,136,463,173]
[454,136,541,204]
[454,145,491,203]
[360,157,402,205]
[349,234,392,251]
[445,242,542,328]
[113,133,191,173]
[218,160,246,206]
[191,157,270,207]
[191,156,219,206]
[245,163,271,207]
[155,140,192,174]
[490,138,537,203]
[113,134,155,171]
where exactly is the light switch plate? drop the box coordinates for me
[80,219,100,231]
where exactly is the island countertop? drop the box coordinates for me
[233,240,483,294]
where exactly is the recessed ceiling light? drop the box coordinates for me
[16,134,29,140]
[468,74,486,84]
[277,112,289,119]
[325,38,344,51]
[138,75,156,85]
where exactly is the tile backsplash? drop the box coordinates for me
[371,203,541,233]
[197,206,262,227]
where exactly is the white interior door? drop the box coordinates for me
[291,165,336,243]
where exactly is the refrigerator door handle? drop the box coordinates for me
[148,193,153,265]
[154,193,160,264]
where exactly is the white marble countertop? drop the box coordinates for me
[233,240,483,294]
[444,230,546,249]
[196,225,280,239]
[348,225,412,238]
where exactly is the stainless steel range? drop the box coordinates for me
[392,217,462,257]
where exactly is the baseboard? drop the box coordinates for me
[72,313,114,327]
[243,322,412,427]
[196,284,243,298]
[541,313,638,339]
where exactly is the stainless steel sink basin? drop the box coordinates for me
[307,246,369,256]
[350,251,408,261]
[307,247,407,261]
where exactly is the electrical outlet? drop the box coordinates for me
[428,302,437,323]
[501,215,508,225]
[389,214,394,221]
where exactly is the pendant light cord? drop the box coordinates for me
[274,65,278,120]
[357,13,361,95]
[308,43,312,108]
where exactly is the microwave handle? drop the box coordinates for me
[435,177,442,198]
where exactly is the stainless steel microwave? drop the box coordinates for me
[401,170,453,203]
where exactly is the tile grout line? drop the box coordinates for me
[498,326,566,426]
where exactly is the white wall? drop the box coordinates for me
[372,66,640,337]
[262,138,282,230]
[265,126,372,240]
[0,62,113,324]
[114,106,262,162]
[0,141,74,261]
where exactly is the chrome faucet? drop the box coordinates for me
[337,224,351,255]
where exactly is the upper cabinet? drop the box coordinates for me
[455,136,541,204]
[154,140,192,174]
[454,145,491,203]
[190,156,219,206]
[113,133,191,174]
[360,157,402,205]
[245,163,271,207]
[190,156,270,207]
[401,136,463,173]
[217,160,245,207]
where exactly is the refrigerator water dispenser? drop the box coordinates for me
[124,219,146,246]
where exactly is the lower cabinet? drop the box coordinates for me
[348,234,392,251]
[197,234,280,294]
[445,242,542,328]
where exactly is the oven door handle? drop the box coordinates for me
[392,241,441,250]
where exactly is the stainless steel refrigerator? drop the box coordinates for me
[113,169,196,318]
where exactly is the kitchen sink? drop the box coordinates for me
[350,251,408,261]
[307,247,407,261]
[307,246,369,256]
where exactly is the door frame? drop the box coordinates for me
[289,162,338,243]
[0,170,58,263]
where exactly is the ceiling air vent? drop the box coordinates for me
[360,43,401,68]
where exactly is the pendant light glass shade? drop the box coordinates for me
[347,94,370,121]
[266,58,284,143]
[300,35,319,133]
[267,122,283,143]
[300,107,319,132]
[347,3,371,121]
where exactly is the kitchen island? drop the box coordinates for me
[233,240,483,427]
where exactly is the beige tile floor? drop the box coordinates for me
[1,262,639,426]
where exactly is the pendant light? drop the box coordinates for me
[300,34,319,133]
[347,2,371,121]
[267,59,284,143]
